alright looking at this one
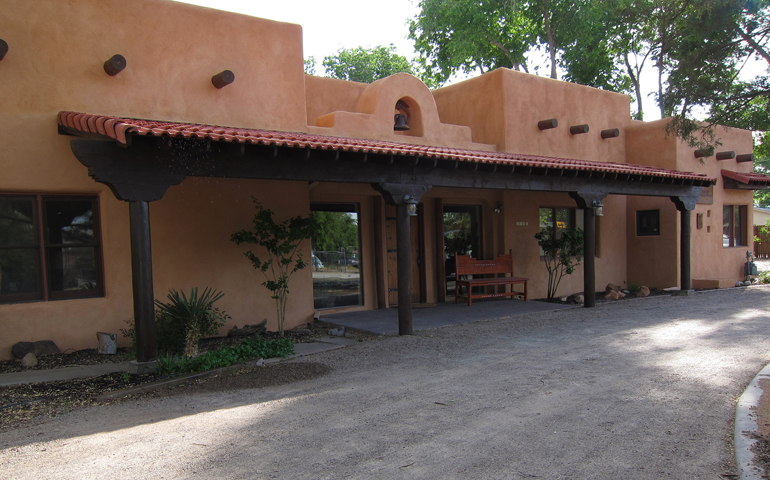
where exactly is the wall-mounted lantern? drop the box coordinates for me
[103,54,126,76]
[538,118,558,130]
[601,128,620,139]
[494,203,503,214]
[737,153,755,163]
[211,70,235,89]
[405,195,418,216]
[0,39,8,61]
[570,124,590,135]
[592,200,604,217]
[716,151,735,161]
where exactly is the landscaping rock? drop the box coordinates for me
[617,291,626,298]
[606,283,622,293]
[622,289,630,294]
[605,290,620,300]
[227,319,267,337]
[11,340,60,360]
[329,326,346,337]
[560,296,568,303]
[572,294,585,305]
[736,281,743,287]
[96,332,117,355]
[637,286,650,297]
[21,353,38,368]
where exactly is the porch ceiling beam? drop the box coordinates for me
[69,138,708,200]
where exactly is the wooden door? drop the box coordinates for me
[385,205,421,306]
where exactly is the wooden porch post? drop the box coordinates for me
[671,196,697,291]
[129,201,157,362]
[569,191,607,309]
[372,183,432,335]
[583,206,597,308]
[395,203,413,335]
[69,139,186,368]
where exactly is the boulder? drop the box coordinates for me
[559,296,568,303]
[572,294,585,305]
[606,283,622,293]
[21,353,38,368]
[604,290,620,300]
[11,340,60,360]
[227,319,267,337]
[736,281,743,287]
[617,291,626,298]
[96,332,117,355]
[636,286,650,297]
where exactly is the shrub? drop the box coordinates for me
[627,282,642,294]
[155,287,230,357]
[534,226,584,300]
[156,337,295,375]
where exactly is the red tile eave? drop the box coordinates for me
[721,169,770,186]
[57,111,716,184]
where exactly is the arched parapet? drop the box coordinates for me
[309,73,495,151]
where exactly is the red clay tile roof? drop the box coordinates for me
[58,111,716,184]
[721,169,770,186]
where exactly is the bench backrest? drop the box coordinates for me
[455,250,514,277]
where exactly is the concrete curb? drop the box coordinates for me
[0,362,129,386]
[735,361,770,479]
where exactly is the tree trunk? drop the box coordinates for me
[542,0,557,79]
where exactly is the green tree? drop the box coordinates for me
[322,45,413,83]
[304,56,317,76]
[311,211,358,254]
[231,199,317,337]
[534,226,584,300]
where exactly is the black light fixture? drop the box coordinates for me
[394,99,411,131]
[103,54,126,76]
[211,70,235,89]
[0,39,8,61]
[405,195,418,216]
[592,200,604,217]
[494,203,503,214]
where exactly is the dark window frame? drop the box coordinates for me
[723,204,748,248]
[636,209,660,236]
[0,194,104,304]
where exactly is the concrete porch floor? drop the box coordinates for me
[319,298,577,336]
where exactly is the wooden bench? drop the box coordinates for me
[454,250,528,306]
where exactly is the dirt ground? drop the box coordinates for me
[2,287,770,479]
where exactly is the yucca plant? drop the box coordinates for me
[154,287,230,357]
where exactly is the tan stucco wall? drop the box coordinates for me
[434,69,631,161]
[502,191,628,298]
[625,121,755,288]
[0,0,313,358]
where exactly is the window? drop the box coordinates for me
[539,206,598,256]
[723,205,747,247]
[310,203,362,309]
[636,210,660,236]
[0,195,103,303]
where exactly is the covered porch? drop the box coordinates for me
[58,111,714,364]
[320,298,575,336]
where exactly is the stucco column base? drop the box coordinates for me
[127,360,158,375]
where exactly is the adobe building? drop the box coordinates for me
[1,0,766,361]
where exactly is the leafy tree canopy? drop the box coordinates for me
[311,211,358,254]
[322,45,414,83]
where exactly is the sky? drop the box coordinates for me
[173,0,765,124]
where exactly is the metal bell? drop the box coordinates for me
[394,113,410,131]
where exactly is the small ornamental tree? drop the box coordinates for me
[231,198,317,337]
[534,226,584,300]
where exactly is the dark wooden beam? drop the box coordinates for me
[716,151,735,161]
[372,183,432,335]
[372,196,387,310]
[434,197,446,303]
[570,124,590,135]
[129,201,157,363]
[670,196,695,292]
[583,207,596,308]
[538,119,558,130]
[70,137,710,201]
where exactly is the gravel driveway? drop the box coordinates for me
[3,287,770,479]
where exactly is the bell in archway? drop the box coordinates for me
[394,113,410,131]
